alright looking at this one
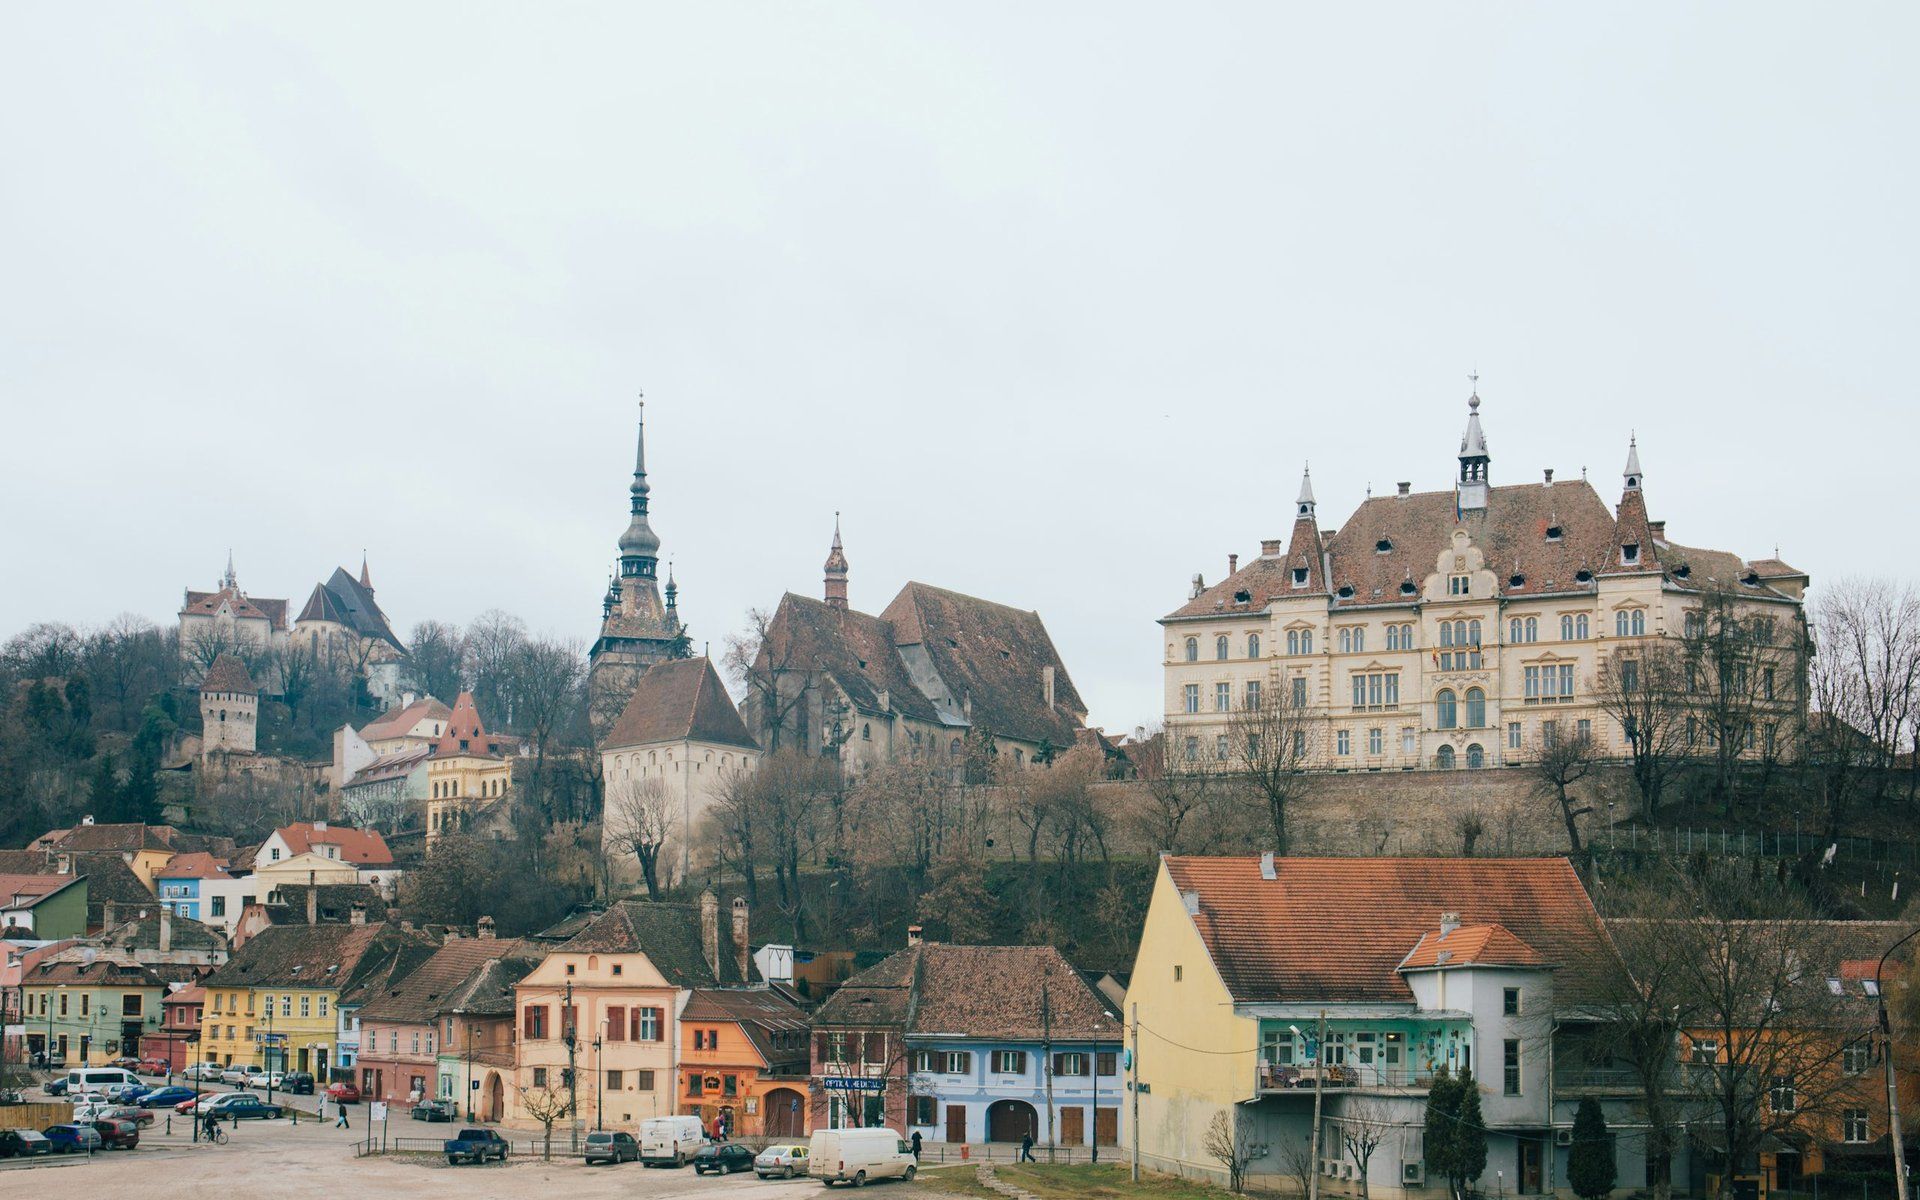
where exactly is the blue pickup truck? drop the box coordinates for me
[444,1127,510,1165]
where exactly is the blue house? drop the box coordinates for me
[901,943,1122,1148]
[154,852,233,923]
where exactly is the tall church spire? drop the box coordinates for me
[1456,384,1490,513]
[824,513,850,610]
[359,551,372,591]
[222,549,237,591]
[617,400,661,578]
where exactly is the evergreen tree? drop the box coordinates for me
[1424,1066,1461,1195]
[1453,1071,1488,1198]
[1567,1097,1616,1200]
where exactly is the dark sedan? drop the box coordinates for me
[692,1144,756,1175]
[411,1099,459,1123]
[139,1086,197,1108]
[0,1129,53,1158]
[43,1123,104,1154]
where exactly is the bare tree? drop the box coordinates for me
[519,1086,570,1160]
[510,636,587,803]
[1227,689,1316,854]
[1809,579,1920,825]
[1276,1130,1319,1199]
[725,606,814,752]
[1678,588,1796,812]
[1453,805,1486,857]
[1336,1099,1395,1200]
[1532,730,1599,858]
[604,776,678,899]
[466,609,528,727]
[1203,1108,1252,1193]
[1596,644,1692,821]
[407,619,468,701]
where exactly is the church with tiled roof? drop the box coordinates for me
[1161,388,1808,773]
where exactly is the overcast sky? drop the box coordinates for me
[4,5,1915,732]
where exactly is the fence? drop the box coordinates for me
[1598,825,1920,869]
[352,1133,1115,1165]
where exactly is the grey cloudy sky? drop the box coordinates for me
[4,4,1915,731]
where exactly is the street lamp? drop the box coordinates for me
[1876,926,1919,1200]
[464,1021,474,1123]
[594,1021,607,1131]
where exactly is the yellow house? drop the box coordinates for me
[199,919,430,1076]
[426,693,515,845]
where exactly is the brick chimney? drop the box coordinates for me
[103,901,117,929]
[477,915,496,940]
[1228,553,1238,575]
[1042,665,1056,710]
[1397,482,1411,497]
[1440,911,1460,937]
[906,925,924,947]
[158,905,173,954]
[1261,539,1282,557]
[731,898,750,982]
[306,870,318,926]
[700,889,720,979]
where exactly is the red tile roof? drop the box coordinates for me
[359,697,453,743]
[274,822,394,867]
[1162,856,1610,1006]
[431,693,509,760]
[1399,922,1545,971]
[159,852,232,880]
[200,653,257,694]
[180,585,288,630]
[604,657,756,750]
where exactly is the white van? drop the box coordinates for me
[639,1114,709,1167]
[809,1127,917,1187]
[64,1067,139,1096]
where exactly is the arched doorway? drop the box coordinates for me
[986,1099,1038,1143]
[764,1087,805,1137]
[485,1072,504,1123]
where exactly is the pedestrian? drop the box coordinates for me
[335,1097,350,1129]
[1019,1130,1035,1163]
[911,1131,923,1160]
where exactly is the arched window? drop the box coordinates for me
[1510,618,1523,644]
[951,738,963,756]
[1436,689,1458,730]
[1561,615,1574,641]
[1436,744,1456,769]
[1465,687,1486,728]
[861,723,871,741]
[1247,633,1260,658]
[1216,635,1230,661]
[1339,628,1352,653]
[1185,637,1198,662]
[1286,630,1299,656]
[1616,611,1629,636]
[1385,626,1400,651]
[1468,620,1481,646]
[1632,610,1645,635]
[1013,749,1024,766]
[1576,615,1589,639]
[1352,628,1366,653]
[1301,630,1313,655]
[1466,743,1485,769]
[1525,616,1538,642]
[1440,623,1454,648]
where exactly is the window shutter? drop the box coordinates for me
[959,1051,972,1073]
[1053,1053,1064,1076]
[607,1005,624,1040]
[816,1032,829,1063]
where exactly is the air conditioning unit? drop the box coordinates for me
[1403,1162,1426,1185]
[1322,1159,1343,1177]
[1555,1129,1573,1147]
[1343,1164,1357,1180]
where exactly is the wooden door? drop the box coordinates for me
[1093,1107,1118,1146]
[1520,1139,1543,1193]
[1060,1107,1084,1146]
[946,1104,967,1143]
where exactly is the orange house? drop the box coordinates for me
[679,987,812,1138]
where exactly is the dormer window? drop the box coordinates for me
[1234,590,1251,604]
[1509,574,1526,588]
[1337,585,1354,599]
[1742,571,1761,587]
[1400,581,1418,596]
[1673,564,1691,580]
[1375,538,1393,554]
[1292,568,1309,587]
[1574,569,1593,584]
[1621,543,1640,565]
[1545,525,1562,541]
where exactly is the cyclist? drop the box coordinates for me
[201,1107,227,1143]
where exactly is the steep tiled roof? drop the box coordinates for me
[205,921,430,991]
[357,937,529,1024]
[1399,922,1545,971]
[557,900,750,986]
[910,944,1119,1041]
[604,657,756,751]
[46,823,175,854]
[438,952,541,1017]
[181,585,288,630]
[686,986,812,1069]
[259,883,389,925]
[160,852,232,880]
[345,746,433,787]
[0,874,79,908]
[359,697,453,743]
[813,945,920,1029]
[200,653,257,694]
[431,693,509,760]
[164,983,206,1008]
[28,957,168,989]
[99,910,227,954]
[1163,856,1611,1006]
[880,582,1086,747]
[274,822,394,866]
[299,568,404,651]
[759,593,940,724]
[68,853,154,929]
[0,849,49,874]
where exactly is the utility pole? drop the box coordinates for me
[464,1022,474,1123]
[1307,1012,1327,1200]
[1878,928,1918,1200]
[1041,980,1056,1159]
[1129,1002,1141,1183]
[594,1024,605,1131]
[563,979,578,1144]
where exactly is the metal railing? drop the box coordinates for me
[1259,1064,1438,1091]
[1552,1066,1641,1091]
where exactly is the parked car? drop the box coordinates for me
[63,1067,140,1096]
[692,1143,756,1175]
[43,1077,69,1096]
[203,1092,282,1120]
[221,1064,265,1087]
[92,1118,141,1150]
[755,1143,811,1179]
[411,1098,458,1123]
[0,1129,53,1157]
[105,1081,149,1102]
[136,1058,170,1075]
[444,1127,510,1165]
[139,1086,197,1108]
[808,1128,917,1187]
[42,1123,104,1154]
[584,1130,640,1165]
[101,1104,154,1128]
[639,1114,708,1166]
[252,1071,286,1091]
[111,1057,143,1072]
[282,1071,315,1095]
[183,1062,225,1082]
[325,1081,361,1104]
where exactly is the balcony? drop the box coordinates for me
[1553,1065,1641,1095]
[1259,1062,1439,1094]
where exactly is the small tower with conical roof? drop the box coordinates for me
[823,514,850,610]
[1457,389,1491,513]
[1623,433,1643,493]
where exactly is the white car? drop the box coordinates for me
[755,1143,811,1179]
[252,1071,286,1090]
[222,1064,266,1086]
[183,1063,225,1082]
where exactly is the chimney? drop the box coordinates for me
[906,925,924,947]
[1396,482,1411,497]
[1440,911,1460,937]
[699,889,720,979]
[1189,573,1205,600]
[477,915,496,940]
[1228,553,1238,575]
[1259,851,1276,880]
[1182,891,1200,916]
[350,903,368,927]
[731,898,750,982]
[1043,665,1056,710]
[82,815,95,826]
[1543,469,1554,486]
[306,871,318,926]
[103,901,117,929]
[313,820,327,832]
[159,905,173,953]
[1260,539,1282,557]
[1649,520,1666,540]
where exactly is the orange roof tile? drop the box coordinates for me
[1399,922,1545,971]
[274,822,393,867]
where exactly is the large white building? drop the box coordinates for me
[1161,391,1808,772]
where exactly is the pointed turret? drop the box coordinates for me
[359,552,373,591]
[1295,465,1316,520]
[1606,433,1658,574]
[1623,433,1643,492]
[665,560,679,619]
[1283,463,1327,593]
[824,513,850,610]
[222,550,238,592]
[1456,389,1490,513]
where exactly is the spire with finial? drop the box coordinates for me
[1456,376,1491,512]
[1622,432,1643,492]
[616,394,662,579]
[359,550,372,591]
[1295,464,1316,520]
[664,558,679,617]
[222,549,237,592]
[824,513,851,610]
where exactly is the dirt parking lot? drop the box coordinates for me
[0,1103,945,1200]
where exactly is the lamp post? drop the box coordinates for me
[1876,926,1919,1200]
[464,1021,474,1124]
[594,1021,606,1131]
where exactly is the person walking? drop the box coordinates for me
[1020,1130,1035,1163]
[335,1097,350,1129]
[910,1131,923,1160]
